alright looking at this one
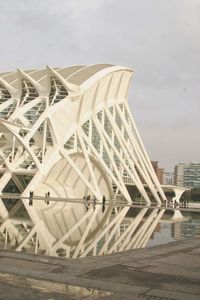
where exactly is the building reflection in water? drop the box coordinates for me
[1,198,199,258]
[0,198,168,258]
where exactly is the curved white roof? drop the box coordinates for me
[0,64,132,89]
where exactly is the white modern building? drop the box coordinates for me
[0,64,167,256]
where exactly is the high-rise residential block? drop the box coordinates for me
[174,163,200,188]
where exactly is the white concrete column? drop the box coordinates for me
[171,187,186,220]
[172,188,185,204]
[0,172,12,219]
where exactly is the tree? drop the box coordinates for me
[190,188,200,202]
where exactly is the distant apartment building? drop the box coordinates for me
[174,164,184,186]
[151,161,164,184]
[174,163,200,188]
[163,172,174,185]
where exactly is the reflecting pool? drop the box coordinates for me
[0,198,200,258]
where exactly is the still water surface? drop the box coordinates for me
[0,200,199,258]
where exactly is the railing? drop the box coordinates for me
[122,176,134,185]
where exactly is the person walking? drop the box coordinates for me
[29,190,33,206]
[186,198,189,208]
[86,194,91,211]
[183,199,187,208]
[174,200,179,208]
[102,195,106,213]
[47,191,50,205]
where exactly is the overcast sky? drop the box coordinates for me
[0,0,199,171]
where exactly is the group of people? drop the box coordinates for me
[28,190,108,210]
[83,194,96,211]
[164,198,189,208]
[180,198,189,208]
[83,194,106,212]
[28,190,51,206]
[164,199,179,208]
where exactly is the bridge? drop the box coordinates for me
[123,176,190,203]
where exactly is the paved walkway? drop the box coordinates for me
[0,238,200,299]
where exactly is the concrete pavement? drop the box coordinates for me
[0,237,200,299]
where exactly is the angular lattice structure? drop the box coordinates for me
[0,64,166,255]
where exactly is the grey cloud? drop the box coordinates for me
[0,0,199,170]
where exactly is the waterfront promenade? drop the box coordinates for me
[0,237,199,299]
